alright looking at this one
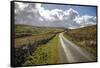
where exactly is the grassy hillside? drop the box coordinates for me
[15,24,63,38]
[15,24,64,48]
[64,25,97,58]
[14,24,64,66]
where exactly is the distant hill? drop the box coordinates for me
[15,24,64,38]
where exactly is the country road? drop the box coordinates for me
[59,32,96,63]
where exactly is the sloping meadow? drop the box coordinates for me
[14,24,64,66]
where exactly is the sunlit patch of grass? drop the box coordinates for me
[22,35,60,66]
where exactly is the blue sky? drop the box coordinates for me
[42,4,97,16]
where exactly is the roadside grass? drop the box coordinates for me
[14,24,65,66]
[22,34,60,66]
[64,34,96,55]
[14,24,64,66]
[63,25,97,59]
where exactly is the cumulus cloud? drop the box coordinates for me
[74,15,96,26]
[15,2,29,14]
[15,2,96,29]
[15,2,43,26]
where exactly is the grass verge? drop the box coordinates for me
[22,34,60,66]
[63,33,97,59]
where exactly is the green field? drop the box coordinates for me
[15,24,63,38]
[14,24,97,66]
[15,24,64,48]
[14,24,64,66]
[64,25,97,57]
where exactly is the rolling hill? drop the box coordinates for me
[64,25,97,57]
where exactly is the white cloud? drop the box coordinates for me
[35,3,42,9]
[39,17,44,21]
[15,2,28,14]
[74,15,96,26]
[66,8,79,20]
[15,2,41,25]
[17,2,28,10]
[50,9,64,20]
[38,7,78,23]
[15,2,96,29]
